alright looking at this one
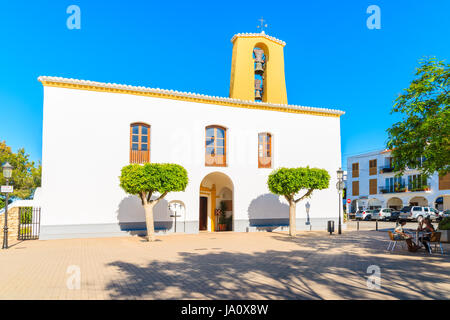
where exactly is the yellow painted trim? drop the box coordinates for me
[199,184,216,232]
[41,80,341,118]
[211,184,216,232]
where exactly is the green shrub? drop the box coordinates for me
[438,217,450,230]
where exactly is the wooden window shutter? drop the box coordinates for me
[369,159,377,175]
[439,173,450,190]
[369,179,377,195]
[352,181,359,196]
[352,163,359,178]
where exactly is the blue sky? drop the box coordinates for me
[0,0,449,170]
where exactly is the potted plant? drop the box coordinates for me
[437,217,450,243]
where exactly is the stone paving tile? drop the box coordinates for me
[0,228,449,300]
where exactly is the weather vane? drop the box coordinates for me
[257,17,268,33]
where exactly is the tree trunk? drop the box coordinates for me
[289,200,296,237]
[144,203,156,242]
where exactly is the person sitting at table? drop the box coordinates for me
[395,219,419,252]
[418,216,435,252]
[417,216,425,231]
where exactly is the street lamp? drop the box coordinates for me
[2,162,13,249]
[3,162,12,179]
[336,167,344,235]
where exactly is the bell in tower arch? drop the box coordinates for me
[253,48,265,75]
[255,79,263,101]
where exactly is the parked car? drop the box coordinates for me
[399,206,438,221]
[429,207,441,220]
[399,206,412,220]
[355,209,374,221]
[371,208,394,221]
[388,210,401,221]
[422,207,438,221]
[437,209,450,222]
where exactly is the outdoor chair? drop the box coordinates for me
[387,231,405,252]
[428,232,444,255]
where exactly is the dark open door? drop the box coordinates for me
[199,196,208,231]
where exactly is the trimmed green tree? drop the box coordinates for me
[387,57,450,177]
[268,167,330,237]
[119,163,188,241]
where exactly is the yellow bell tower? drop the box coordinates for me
[229,31,288,105]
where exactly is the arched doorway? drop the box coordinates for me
[368,198,382,209]
[387,197,403,210]
[409,196,428,207]
[199,172,234,232]
[435,197,443,211]
[435,195,450,211]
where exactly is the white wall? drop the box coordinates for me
[41,86,342,229]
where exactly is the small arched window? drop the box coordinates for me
[205,126,226,167]
[130,123,150,163]
[258,133,272,168]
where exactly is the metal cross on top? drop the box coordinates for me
[257,17,268,33]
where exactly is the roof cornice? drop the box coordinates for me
[231,31,286,47]
[38,76,345,118]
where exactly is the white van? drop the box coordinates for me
[399,206,438,221]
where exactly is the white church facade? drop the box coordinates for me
[38,32,345,239]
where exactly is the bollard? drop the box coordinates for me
[357,220,359,231]
[376,219,378,231]
[327,220,335,235]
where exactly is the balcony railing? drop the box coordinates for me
[379,166,395,174]
[379,186,407,194]
[408,185,431,192]
[378,185,431,194]
[130,150,149,164]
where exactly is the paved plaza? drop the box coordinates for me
[0,225,449,300]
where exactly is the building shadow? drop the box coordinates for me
[104,240,449,299]
[116,195,172,232]
[247,193,289,230]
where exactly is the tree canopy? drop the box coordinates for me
[268,167,330,202]
[387,57,450,177]
[0,141,41,208]
[120,163,188,203]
